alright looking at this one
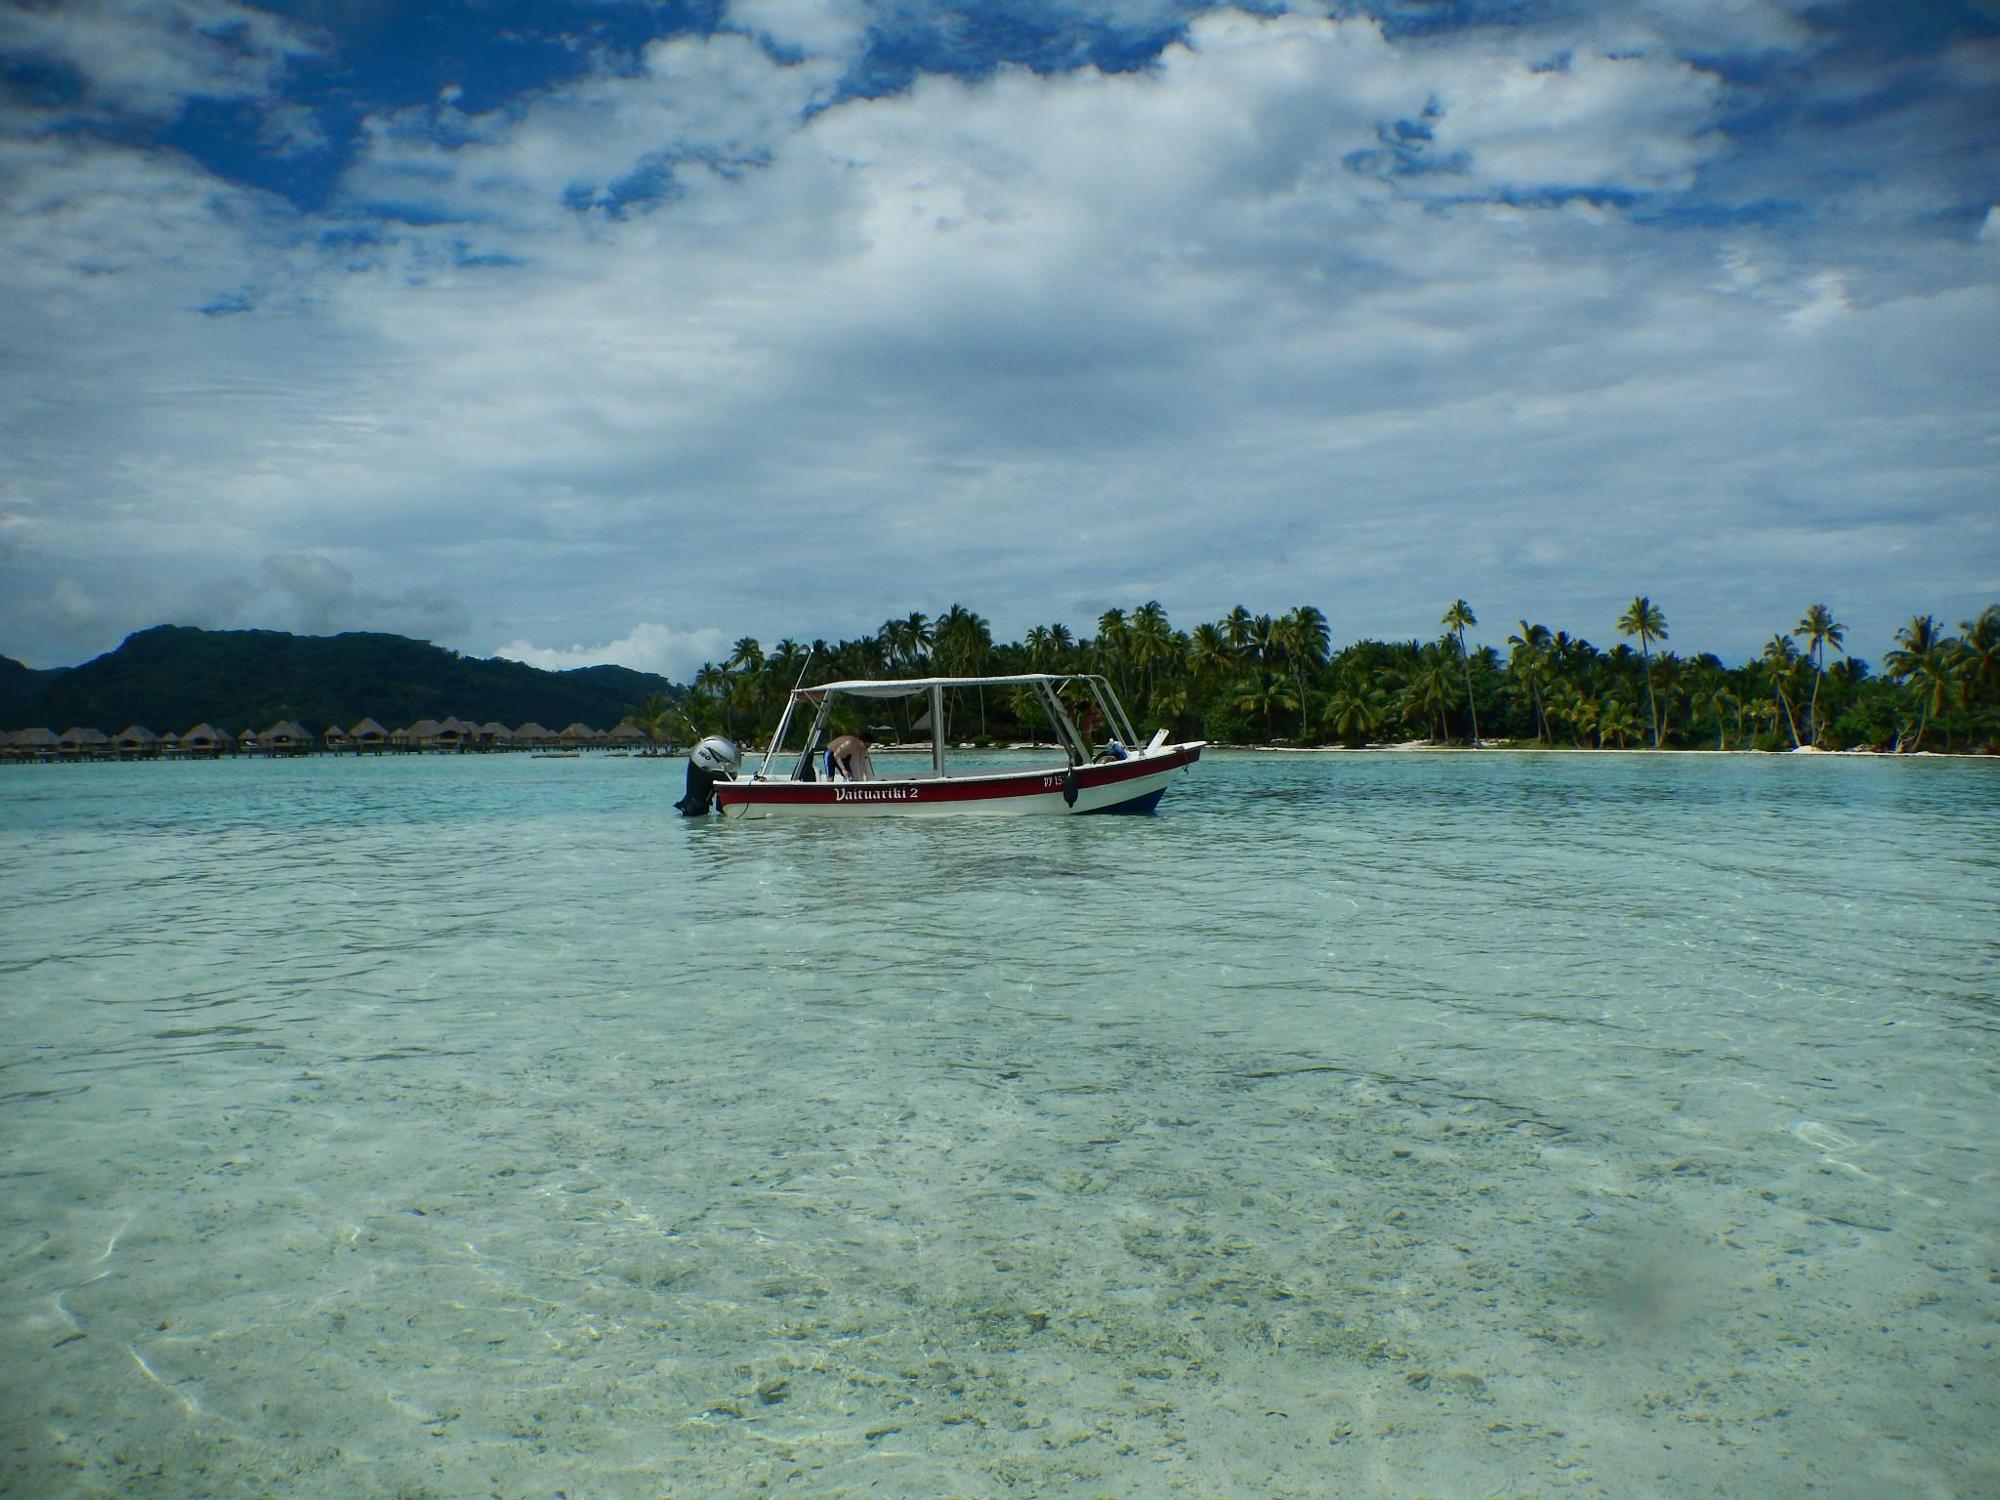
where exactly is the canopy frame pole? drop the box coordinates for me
[930,683,946,779]
[755,694,800,779]
[1035,678,1089,766]
[791,693,835,779]
[1086,675,1140,747]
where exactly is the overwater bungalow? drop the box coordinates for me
[557,722,602,750]
[434,716,475,751]
[348,718,389,753]
[605,720,649,749]
[59,727,111,759]
[7,728,58,761]
[113,726,161,759]
[179,724,233,758]
[514,722,557,750]
[479,721,514,749]
[257,721,312,756]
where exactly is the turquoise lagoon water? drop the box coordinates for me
[1,749,1995,1498]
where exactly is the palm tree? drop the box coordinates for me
[1322,679,1387,746]
[935,603,994,733]
[1886,615,1961,751]
[1222,605,1256,656]
[1234,669,1299,742]
[881,612,932,671]
[1596,695,1641,749]
[1188,622,1233,693]
[692,663,732,736]
[1955,606,2000,722]
[1506,620,1552,744]
[765,637,809,691]
[1276,604,1330,740]
[1131,600,1174,714]
[1095,608,1132,700]
[1616,597,1669,747]
[1151,676,1194,737]
[934,604,989,674]
[1441,599,1479,744]
[1404,647,1456,742]
[1650,652,1686,745]
[1686,658,1733,750]
[1794,604,1845,746]
[1247,613,1278,665]
[627,689,675,747]
[1545,679,1588,747]
[1570,692,1601,747]
[1760,635,1805,748]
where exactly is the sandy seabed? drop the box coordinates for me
[8,1010,1991,1499]
[3,749,1995,1497]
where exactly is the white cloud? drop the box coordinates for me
[1620,0,1816,54]
[1424,47,1723,194]
[1,0,321,120]
[727,0,871,61]
[494,623,729,683]
[340,33,845,225]
[1,5,1994,674]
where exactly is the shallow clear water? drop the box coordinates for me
[2,750,1995,1497]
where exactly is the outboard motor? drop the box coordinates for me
[675,735,741,816]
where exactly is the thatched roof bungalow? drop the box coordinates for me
[179,724,233,757]
[114,726,161,759]
[514,722,557,749]
[58,727,111,758]
[348,717,389,752]
[434,716,475,750]
[7,728,58,761]
[557,722,602,748]
[258,721,312,755]
[478,721,513,748]
[605,719,648,748]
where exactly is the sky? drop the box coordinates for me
[2,0,1996,681]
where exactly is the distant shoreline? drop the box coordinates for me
[1209,742,1996,759]
[7,739,1995,766]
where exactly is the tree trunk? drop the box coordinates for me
[1642,650,1660,747]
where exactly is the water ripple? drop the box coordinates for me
[1,750,1995,1497]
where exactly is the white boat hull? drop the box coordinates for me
[714,746,1201,819]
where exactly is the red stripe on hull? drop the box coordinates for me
[714,746,1200,814]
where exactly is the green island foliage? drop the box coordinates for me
[0,625,680,736]
[682,600,2000,754]
[7,601,1997,754]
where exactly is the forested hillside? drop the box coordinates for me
[0,627,677,733]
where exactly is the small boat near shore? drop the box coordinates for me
[685,673,1202,819]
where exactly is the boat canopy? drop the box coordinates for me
[797,673,1085,700]
[751,672,1141,780]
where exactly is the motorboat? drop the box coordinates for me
[686,673,1201,819]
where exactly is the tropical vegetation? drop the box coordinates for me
[680,601,2000,754]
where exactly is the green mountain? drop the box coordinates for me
[0,626,681,735]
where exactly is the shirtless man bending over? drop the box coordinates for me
[826,732,877,781]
